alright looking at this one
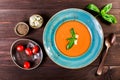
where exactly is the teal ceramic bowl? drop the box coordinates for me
[43,8,104,69]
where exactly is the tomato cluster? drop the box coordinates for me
[16,44,39,69]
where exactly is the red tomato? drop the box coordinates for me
[16,45,24,52]
[32,45,39,54]
[24,61,30,69]
[25,48,33,56]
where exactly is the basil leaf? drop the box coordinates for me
[66,39,74,50]
[101,3,112,13]
[70,28,76,38]
[67,37,76,40]
[86,4,100,13]
[102,13,117,24]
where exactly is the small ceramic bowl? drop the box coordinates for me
[10,39,43,70]
[29,14,43,29]
[14,22,29,37]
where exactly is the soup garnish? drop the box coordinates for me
[66,28,79,50]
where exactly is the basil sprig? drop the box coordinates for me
[66,28,77,50]
[86,3,117,24]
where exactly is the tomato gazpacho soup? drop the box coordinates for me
[55,20,91,57]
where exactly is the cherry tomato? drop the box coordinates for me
[24,61,30,69]
[32,45,39,54]
[16,45,24,52]
[25,48,33,56]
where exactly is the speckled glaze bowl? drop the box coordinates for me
[29,14,43,29]
[43,8,104,69]
[14,22,29,37]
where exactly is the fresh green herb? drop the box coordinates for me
[86,3,117,24]
[66,38,74,50]
[86,4,100,13]
[70,28,76,38]
[66,28,77,50]
[101,13,117,24]
[101,3,112,13]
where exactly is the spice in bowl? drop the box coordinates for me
[14,22,29,37]
[29,14,43,29]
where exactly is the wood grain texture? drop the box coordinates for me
[0,0,120,80]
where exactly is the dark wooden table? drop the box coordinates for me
[0,0,120,80]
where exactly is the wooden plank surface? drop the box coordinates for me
[0,0,120,80]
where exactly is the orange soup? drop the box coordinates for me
[55,20,91,57]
